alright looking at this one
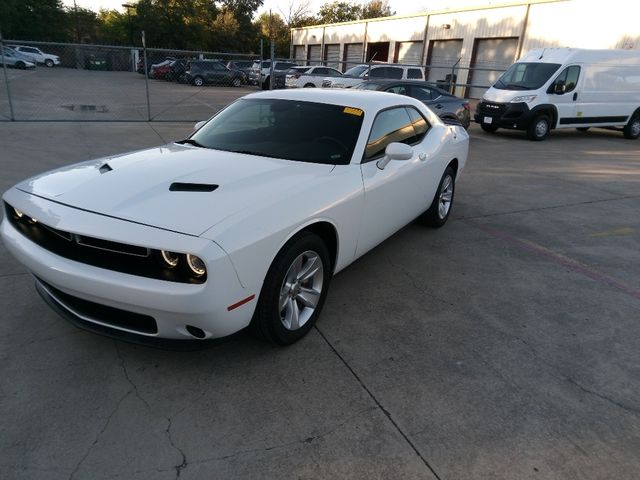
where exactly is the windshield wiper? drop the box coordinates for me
[229,149,279,159]
[176,138,206,148]
[505,84,528,90]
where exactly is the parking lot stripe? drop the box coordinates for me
[469,221,640,302]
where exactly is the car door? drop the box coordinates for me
[357,106,442,256]
[548,65,581,126]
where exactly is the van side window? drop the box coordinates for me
[554,66,581,93]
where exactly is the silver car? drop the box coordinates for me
[1,48,36,69]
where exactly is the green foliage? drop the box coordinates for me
[317,1,361,24]
[361,0,395,20]
[0,0,69,42]
[255,12,290,58]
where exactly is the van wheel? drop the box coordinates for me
[481,124,498,133]
[527,115,550,141]
[623,115,640,139]
[576,127,590,132]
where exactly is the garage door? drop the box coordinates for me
[324,44,340,69]
[468,37,518,98]
[343,43,363,71]
[308,45,322,65]
[427,39,463,85]
[293,45,305,63]
[396,41,423,65]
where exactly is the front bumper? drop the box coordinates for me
[1,190,256,342]
[474,101,534,130]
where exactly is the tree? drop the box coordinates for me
[279,0,317,28]
[254,11,289,58]
[361,0,395,19]
[316,1,361,24]
[1,0,69,42]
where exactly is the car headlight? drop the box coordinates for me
[511,95,537,103]
[161,250,179,268]
[186,254,206,277]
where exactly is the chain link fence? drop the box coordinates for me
[1,39,507,122]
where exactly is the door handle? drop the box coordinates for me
[419,152,427,161]
[573,92,578,101]
[435,104,443,109]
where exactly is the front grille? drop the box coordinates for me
[4,202,205,284]
[478,101,507,116]
[41,280,158,334]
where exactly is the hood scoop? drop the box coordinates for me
[99,163,113,174]
[169,182,219,192]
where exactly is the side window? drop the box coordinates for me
[314,67,330,75]
[410,86,433,101]
[385,85,409,96]
[406,107,430,142]
[553,65,581,93]
[408,68,423,79]
[364,107,416,161]
[370,67,403,79]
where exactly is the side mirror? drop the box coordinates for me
[554,80,566,95]
[194,120,206,131]
[377,142,413,170]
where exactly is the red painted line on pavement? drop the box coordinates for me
[468,221,640,302]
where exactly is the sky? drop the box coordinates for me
[61,0,495,17]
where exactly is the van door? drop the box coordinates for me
[549,65,581,127]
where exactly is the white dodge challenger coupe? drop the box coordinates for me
[1,89,468,347]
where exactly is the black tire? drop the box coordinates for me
[623,115,640,139]
[420,166,455,228]
[192,76,204,87]
[303,83,315,88]
[527,115,551,141]
[44,59,54,68]
[232,77,241,87]
[262,76,270,90]
[481,124,498,133]
[251,232,331,346]
[16,61,25,69]
[576,127,590,132]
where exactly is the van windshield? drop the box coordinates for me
[494,62,561,90]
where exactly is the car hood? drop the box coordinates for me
[16,143,334,236]
[482,87,538,103]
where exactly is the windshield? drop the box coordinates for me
[495,62,562,90]
[353,82,384,90]
[189,99,364,165]
[344,65,369,77]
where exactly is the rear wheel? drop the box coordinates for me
[420,166,455,228]
[576,127,590,132]
[251,232,331,345]
[623,115,640,139]
[192,76,204,87]
[303,83,315,88]
[527,115,550,141]
[16,61,26,69]
[481,124,498,133]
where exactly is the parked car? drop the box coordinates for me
[1,89,468,347]
[285,65,343,88]
[1,48,36,69]
[249,60,298,89]
[354,80,471,128]
[227,60,254,77]
[166,59,192,82]
[7,45,59,67]
[323,64,425,88]
[184,60,246,87]
[149,59,174,79]
[475,47,640,140]
[137,55,175,75]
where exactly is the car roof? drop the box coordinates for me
[243,88,426,112]
[361,80,453,95]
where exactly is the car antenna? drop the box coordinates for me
[538,48,546,60]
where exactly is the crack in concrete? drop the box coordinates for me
[386,256,455,308]
[68,391,130,480]
[186,406,376,467]
[165,417,188,478]
[115,342,151,411]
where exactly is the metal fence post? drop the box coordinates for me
[0,30,16,121]
[269,40,275,90]
[142,31,151,121]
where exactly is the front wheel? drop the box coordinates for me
[481,124,498,133]
[251,232,331,345]
[623,115,640,139]
[44,59,54,68]
[420,166,455,228]
[232,77,242,87]
[16,61,26,69]
[527,115,550,141]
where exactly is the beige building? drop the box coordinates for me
[290,0,640,98]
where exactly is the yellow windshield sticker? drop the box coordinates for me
[343,107,363,116]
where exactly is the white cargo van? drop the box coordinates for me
[475,48,640,140]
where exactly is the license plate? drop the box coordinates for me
[484,116,493,124]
